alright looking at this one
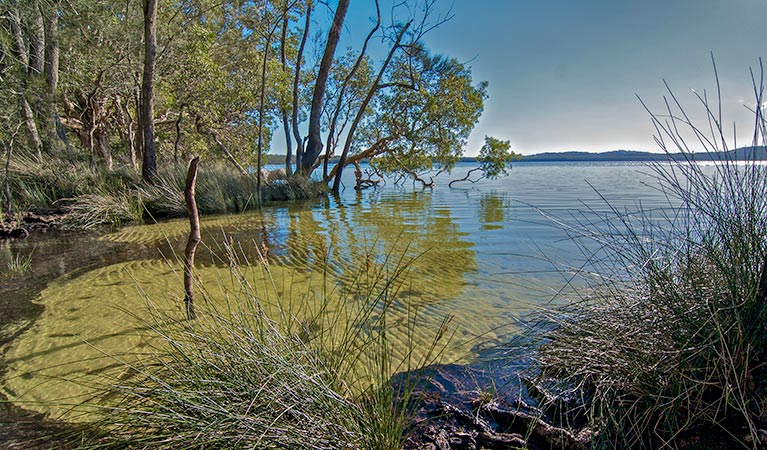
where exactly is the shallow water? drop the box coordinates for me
[0,161,675,418]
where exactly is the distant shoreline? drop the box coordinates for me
[265,147,766,165]
[513,147,766,162]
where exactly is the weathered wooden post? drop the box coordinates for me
[184,156,200,320]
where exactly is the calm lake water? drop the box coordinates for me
[0,161,677,418]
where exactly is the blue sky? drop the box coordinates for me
[286,0,766,156]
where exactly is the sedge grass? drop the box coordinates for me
[520,60,767,449]
[3,151,323,229]
[58,238,452,449]
[4,250,33,275]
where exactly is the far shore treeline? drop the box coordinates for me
[270,146,767,166]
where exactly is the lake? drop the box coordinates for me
[0,161,677,418]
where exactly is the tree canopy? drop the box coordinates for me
[0,0,501,194]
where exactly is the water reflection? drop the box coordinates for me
[3,162,681,420]
[478,193,508,231]
[2,189,482,419]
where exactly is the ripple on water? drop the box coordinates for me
[2,253,516,420]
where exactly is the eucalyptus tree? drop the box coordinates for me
[3,0,47,161]
[56,0,143,171]
[281,0,489,192]
[162,0,298,178]
[448,136,519,187]
[141,0,158,181]
[325,48,487,191]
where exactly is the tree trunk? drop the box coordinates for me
[4,142,12,218]
[183,156,201,321]
[86,108,97,171]
[257,27,275,205]
[95,126,113,170]
[332,22,411,194]
[300,0,349,175]
[43,0,63,153]
[324,0,380,183]
[134,84,143,165]
[174,106,184,163]
[282,112,293,175]
[9,1,44,162]
[3,128,19,218]
[292,3,311,173]
[141,0,158,182]
[279,11,293,176]
[116,96,138,171]
[21,98,43,162]
[43,1,59,94]
[28,0,45,75]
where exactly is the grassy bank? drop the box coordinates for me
[518,76,767,448]
[3,154,324,231]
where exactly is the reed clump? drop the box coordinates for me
[71,243,448,450]
[523,64,767,449]
[3,152,324,229]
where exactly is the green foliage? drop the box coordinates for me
[476,136,518,179]
[3,0,488,192]
[4,251,33,275]
[369,52,487,176]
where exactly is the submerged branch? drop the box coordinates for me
[448,167,483,187]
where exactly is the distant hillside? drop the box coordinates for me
[519,147,767,162]
[269,148,767,165]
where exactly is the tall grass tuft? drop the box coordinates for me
[5,251,33,275]
[3,151,324,229]
[73,241,449,449]
[60,193,144,230]
[139,163,326,218]
[522,60,767,448]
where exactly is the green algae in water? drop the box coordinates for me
[1,259,323,419]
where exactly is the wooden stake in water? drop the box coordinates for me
[184,156,200,320]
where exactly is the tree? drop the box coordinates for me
[291,1,311,172]
[49,0,143,171]
[141,0,158,182]
[299,0,349,174]
[449,136,519,187]
[325,49,487,190]
[6,0,44,161]
[330,19,411,193]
